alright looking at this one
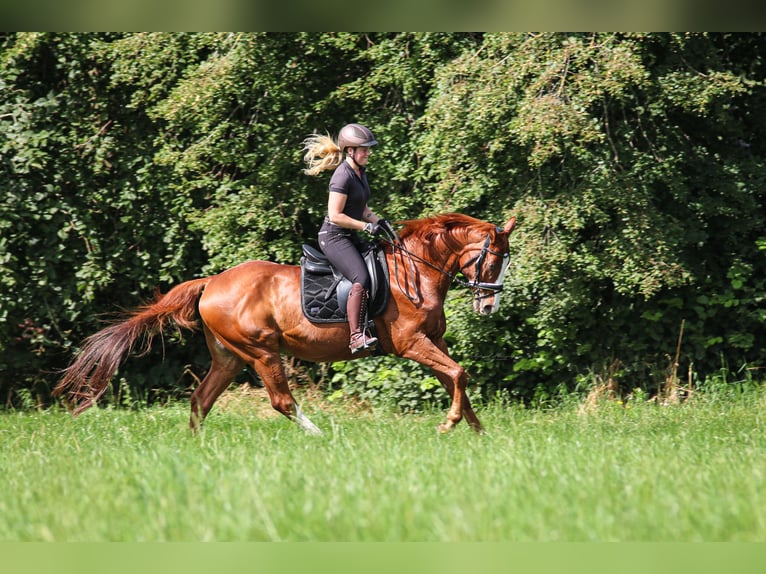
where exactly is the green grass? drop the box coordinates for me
[1,389,764,541]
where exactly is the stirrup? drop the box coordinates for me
[350,331,378,354]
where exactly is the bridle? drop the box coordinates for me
[380,228,510,303]
[457,234,510,293]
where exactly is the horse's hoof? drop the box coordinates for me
[437,423,452,434]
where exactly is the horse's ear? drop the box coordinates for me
[502,216,516,235]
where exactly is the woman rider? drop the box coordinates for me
[303,123,388,354]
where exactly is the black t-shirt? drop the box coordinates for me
[328,161,371,220]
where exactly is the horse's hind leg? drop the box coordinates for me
[190,328,245,431]
[251,352,322,435]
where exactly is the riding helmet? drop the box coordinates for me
[338,123,378,152]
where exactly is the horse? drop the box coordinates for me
[54,212,517,434]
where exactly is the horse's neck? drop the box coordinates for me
[410,242,458,270]
[398,235,461,292]
[406,228,463,267]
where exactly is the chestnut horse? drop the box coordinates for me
[54,213,516,434]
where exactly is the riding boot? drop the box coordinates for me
[347,282,378,354]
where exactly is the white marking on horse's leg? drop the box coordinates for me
[293,402,322,435]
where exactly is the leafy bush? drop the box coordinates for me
[328,356,447,413]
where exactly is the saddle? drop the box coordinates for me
[300,243,390,324]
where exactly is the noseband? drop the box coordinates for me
[457,234,510,293]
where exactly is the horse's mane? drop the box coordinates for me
[398,213,491,252]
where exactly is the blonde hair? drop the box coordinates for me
[302,133,344,176]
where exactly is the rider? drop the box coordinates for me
[303,123,388,354]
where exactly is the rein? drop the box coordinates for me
[380,230,509,303]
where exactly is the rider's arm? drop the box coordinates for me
[361,205,382,225]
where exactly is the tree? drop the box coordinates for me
[0,33,210,405]
[416,32,766,397]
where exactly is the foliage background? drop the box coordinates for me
[2,32,765,408]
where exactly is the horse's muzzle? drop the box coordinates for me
[473,289,502,315]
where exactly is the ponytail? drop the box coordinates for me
[302,133,343,176]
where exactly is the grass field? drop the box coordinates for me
[1,386,764,542]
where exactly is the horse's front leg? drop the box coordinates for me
[432,373,483,433]
[438,368,469,434]
[400,335,483,433]
[430,338,484,433]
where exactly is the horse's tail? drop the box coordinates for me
[53,277,211,415]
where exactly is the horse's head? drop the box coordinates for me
[395,213,517,314]
[456,216,516,315]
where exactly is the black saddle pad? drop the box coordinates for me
[300,243,390,323]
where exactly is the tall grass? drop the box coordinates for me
[0,388,764,541]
